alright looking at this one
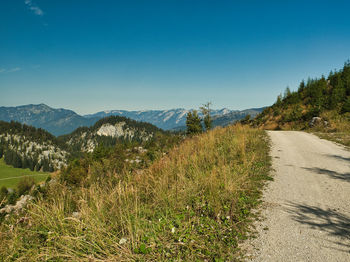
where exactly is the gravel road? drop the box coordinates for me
[246,131,350,261]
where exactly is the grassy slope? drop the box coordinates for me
[0,125,271,261]
[0,159,49,188]
[312,111,350,146]
[255,106,350,147]
[253,60,350,147]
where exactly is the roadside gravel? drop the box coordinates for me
[244,131,350,261]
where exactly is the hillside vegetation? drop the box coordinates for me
[0,116,175,172]
[255,61,350,145]
[0,121,68,172]
[59,115,166,154]
[0,125,270,261]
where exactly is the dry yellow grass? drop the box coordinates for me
[0,125,271,261]
[312,111,350,146]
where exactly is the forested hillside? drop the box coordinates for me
[59,115,170,154]
[255,61,350,131]
[0,115,177,172]
[0,121,68,172]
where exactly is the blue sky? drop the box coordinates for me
[1,0,350,114]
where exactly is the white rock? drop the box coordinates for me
[119,237,127,245]
[72,212,81,219]
[0,195,33,214]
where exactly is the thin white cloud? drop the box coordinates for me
[24,0,44,16]
[8,67,21,73]
[0,67,21,74]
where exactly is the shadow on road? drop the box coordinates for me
[285,202,350,253]
[302,167,350,183]
[324,154,350,163]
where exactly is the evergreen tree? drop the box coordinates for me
[275,94,283,106]
[4,149,14,166]
[14,152,22,168]
[200,102,212,131]
[298,80,305,93]
[42,158,50,172]
[328,73,345,109]
[0,145,3,159]
[284,86,291,99]
[186,110,203,135]
[342,61,350,95]
[341,96,350,113]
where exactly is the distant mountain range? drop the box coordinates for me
[0,104,265,136]
[0,104,98,136]
[212,107,265,127]
[85,108,235,130]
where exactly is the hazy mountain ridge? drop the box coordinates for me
[84,108,236,130]
[171,107,265,131]
[0,104,265,136]
[0,104,98,136]
[212,107,265,127]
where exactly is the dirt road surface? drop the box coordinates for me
[246,131,350,261]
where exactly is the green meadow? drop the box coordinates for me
[0,159,49,189]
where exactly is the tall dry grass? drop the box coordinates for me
[313,111,350,146]
[0,125,271,261]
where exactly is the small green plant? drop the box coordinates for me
[16,176,35,196]
[134,243,152,254]
[0,186,8,204]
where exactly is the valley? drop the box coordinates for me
[0,159,49,188]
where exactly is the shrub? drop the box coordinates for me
[16,176,35,196]
[0,186,8,203]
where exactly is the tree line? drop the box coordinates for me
[257,60,350,124]
[0,121,65,172]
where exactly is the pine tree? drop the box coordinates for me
[284,86,291,99]
[275,94,283,106]
[200,102,212,131]
[4,149,14,166]
[341,96,350,113]
[0,145,3,159]
[298,80,305,93]
[186,110,203,135]
[342,61,350,95]
[329,73,345,110]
